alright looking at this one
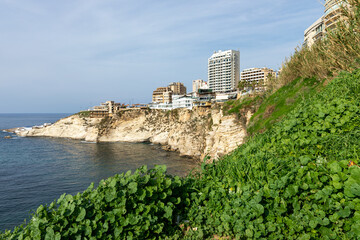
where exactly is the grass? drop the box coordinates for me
[278,0,360,88]
[77,111,90,118]
[246,77,324,134]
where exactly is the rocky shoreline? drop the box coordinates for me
[9,107,252,161]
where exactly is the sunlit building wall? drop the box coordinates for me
[303,0,347,47]
[208,50,240,93]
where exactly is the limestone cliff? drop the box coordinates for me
[17,107,251,161]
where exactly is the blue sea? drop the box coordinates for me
[0,113,197,232]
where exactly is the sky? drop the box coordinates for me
[0,0,325,113]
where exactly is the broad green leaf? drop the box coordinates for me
[44,227,54,240]
[329,162,342,173]
[128,182,138,194]
[76,208,86,222]
[164,206,173,220]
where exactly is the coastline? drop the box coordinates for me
[9,107,252,161]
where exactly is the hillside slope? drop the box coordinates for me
[184,70,360,239]
[2,69,359,239]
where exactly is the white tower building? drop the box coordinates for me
[208,50,240,92]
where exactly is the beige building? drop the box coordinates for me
[208,50,240,92]
[324,0,346,31]
[240,68,276,90]
[192,79,208,94]
[304,0,347,47]
[169,82,187,95]
[152,87,172,103]
[304,17,324,47]
[90,101,125,117]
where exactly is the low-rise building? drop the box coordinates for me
[197,88,215,102]
[148,102,173,110]
[89,101,125,118]
[152,82,187,104]
[214,91,238,102]
[172,95,194,110]
[192,79,208,96]
[149,95,195,110]
[152,87,172,103]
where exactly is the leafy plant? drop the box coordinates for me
[1,166,191,239]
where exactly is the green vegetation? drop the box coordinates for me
[77,111,90,118]
[1,166,190,239]
[2,69,360,239]
[247,76,324,134]
[2,2,360,239]
[223,95,262,117]
[279,0,360,87]
[224,77,323,134]
[183,70,360,239]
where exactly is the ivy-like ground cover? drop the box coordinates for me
[1,165,191,240]
[184,70,360,239]
[1,70,360,239]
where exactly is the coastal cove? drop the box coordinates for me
[0,114,197,232]
[14,107,252,161]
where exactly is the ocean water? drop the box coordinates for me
[0,114,198,232]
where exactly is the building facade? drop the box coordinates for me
[208,50,240,93]
[240,68,276,90]
[304,16,324,47]
[192,79,207,93]
[192,79,208,98]
[324,0,345,31]
[152,87,172,103]
[89,101,125,117]
[169,82,187,95]
[304,0,346,47]
[172,95,194,110]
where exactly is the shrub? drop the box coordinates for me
[1,166,191,239]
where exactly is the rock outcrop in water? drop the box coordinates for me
[17,107,251,161]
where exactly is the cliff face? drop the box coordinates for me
[18,107,251,161]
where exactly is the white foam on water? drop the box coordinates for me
[81,141,97,144]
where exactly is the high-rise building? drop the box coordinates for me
[208,50,240,92]
[240,68,276,90]
[304,0,347,47]
[324,0,345,31]
[168,82,187,95]
[304,17,324,47]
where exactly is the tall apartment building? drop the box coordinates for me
[152,87,172,103]
[240,68,276,90]
[304,16,324,47]
[304,0,346,47]
[324,0,345,31]
[208,50,240,92]
[168,82,187,95]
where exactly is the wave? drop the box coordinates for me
[81,141,97,144]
